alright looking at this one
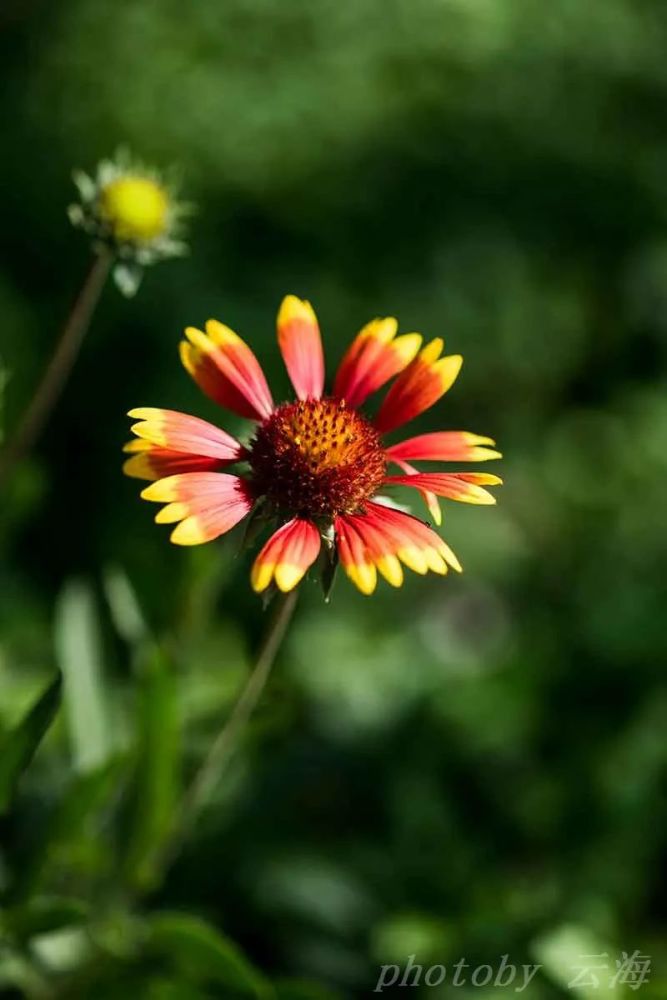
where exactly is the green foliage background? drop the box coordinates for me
[1,1,666,997]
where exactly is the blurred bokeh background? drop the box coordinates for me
[1,1,666,997]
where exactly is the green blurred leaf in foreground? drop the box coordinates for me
[146,912,270,997]
[273,979,345,1000]
[54,578,113,773]
[0,672,61,814]
[534,925,626,1000]
[12,757,126,901]
[123,646,180,891]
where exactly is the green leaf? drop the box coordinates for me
[146,913,270,997]
[0,673,61,814]
[30,925,92,975]
[124,647,180,890]
[274,980,345,1000]
[54,579,113,773]
[11,757,127,901]
[533,925,622,1000]
[3,895,89,940]
[142,980,210,1000]
[0,948,50,996]
[103,565,151,648]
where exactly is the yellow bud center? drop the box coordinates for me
[99,176,169,242]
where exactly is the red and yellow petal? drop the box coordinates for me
[333,317,422,408]
[251,517,321,593]
[365,501,462,573]
[277,296,325,401]
[128,407,246,462]
[363,502,456,574]
[180,321,274,421]
[335,501,461,594]
[386,431,502,463]
[140,473,254,545]
[374,339,462,434]
[334,516,378,595]
[340,512,404,587]
[384,471,503,505]
[122,439,225,481]
[388,456,442,526]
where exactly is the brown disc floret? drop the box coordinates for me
[249,397,387,519]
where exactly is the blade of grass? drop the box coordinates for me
[0,673,61,814]
[123,647,180,891]
[54,579,113,774]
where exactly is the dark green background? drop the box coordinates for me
[1,1,666,997]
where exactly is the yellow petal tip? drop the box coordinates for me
[275,563,305,592]
[170,518,206,545]
[127,406,155,419]
[278,295,317,327]
[251,565,274,593]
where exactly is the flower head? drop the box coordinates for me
[125,296,502,597]
[68,149,190,296]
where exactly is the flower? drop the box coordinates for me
[124,297,502,596]
[68,149,190,297]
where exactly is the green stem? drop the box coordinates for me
[0,249,112,489]
[158,589,298,872]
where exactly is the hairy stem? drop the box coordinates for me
[0,250,112,489]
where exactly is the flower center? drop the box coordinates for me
[99,176,169,243]
[249,397,386,519]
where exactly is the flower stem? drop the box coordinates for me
[0,249,112,489]
[161,589,298,871]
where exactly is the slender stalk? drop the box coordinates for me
[0,249,112,489]
[158,589,298,872]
